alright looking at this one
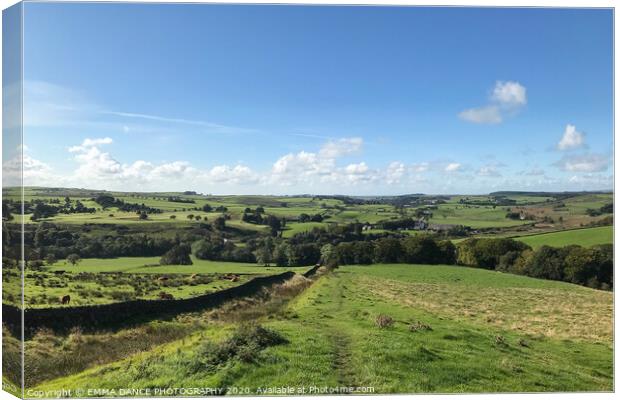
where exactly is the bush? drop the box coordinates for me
[195,324,287,370]
[409,321,432,332]
[375,314,394,328]
[160,244,193,265]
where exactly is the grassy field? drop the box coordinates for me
[3,258,308,308]
[31,265,612,394]
[47,257,306,274]
[514,226,613,249]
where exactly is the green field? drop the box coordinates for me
[514,226,613,249]
[4,258,309,308]
[47,257,306,274]
[32,265,612,394]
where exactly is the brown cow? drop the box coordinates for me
[158,292,174,300]
[59,295,71,305]
[157,276,169,283]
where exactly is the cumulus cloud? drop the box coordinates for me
[445,163,462,172]
[491,81,527,107]
[386,161,406,184]
[459,81,527,124]
[3,146,62,187]
[557,124,586,150]
[207,165,259,185]
[554,153,610,172]
[269,137,369,187]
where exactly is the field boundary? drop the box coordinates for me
[508,224,613,240]
[3,269,306,336]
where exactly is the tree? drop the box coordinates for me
[213,215,226,230]
[263,214,282,236]
[160,244,193,265]
[195,215,202,221]
[31,203,59,221]
[255,246,273,266]
[45,253,57,265]
[170,215,177,220]
[374,238,403,263]
[139,211,148,220]
[66,253,81,266]
[202,204,213,212]
[320,243,339,267]
[273,243,290,267]
[187,214,195,221]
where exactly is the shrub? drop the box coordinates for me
[375,314,394,328]
[160,244,193,265]
[409,321,432,332]
[195,324,287,370]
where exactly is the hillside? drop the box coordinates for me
[32,265,612,394]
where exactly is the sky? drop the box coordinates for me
[4,3,614,195]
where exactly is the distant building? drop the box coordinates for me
[429,223,457,232]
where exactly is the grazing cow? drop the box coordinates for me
[190,273,198,280]
[59,295,71,305]
[157,276,169,283]
[230,275,239,282]
[158,292,174,300]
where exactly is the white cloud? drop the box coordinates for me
[459,80,527,124]
[491,81,527,107]
[344,162,369,175]
[554,153,610,172]
[458,106,502,124]
[386,161,406,184]
[445,163,462,172]
[412,162,429,173]
[2,146,62,187]
[319,137,363,158]
[207,165,259,185]
[557,124,586,150]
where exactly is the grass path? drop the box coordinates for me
[31,265,612,394]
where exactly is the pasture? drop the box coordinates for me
[3,187,613,394]
[8,258,307,308]
[31,264,612,393]
[514,226,613,249]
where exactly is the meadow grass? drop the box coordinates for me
[48,257,306,274]
[513,226,612,249]
[32,264,612,394]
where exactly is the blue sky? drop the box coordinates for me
[12,3,614,194]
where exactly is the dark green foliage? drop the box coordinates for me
[160,244,193,265]
[458,238,613,289]
[374,238,403,263]
[456,238,530,270]
[213,216,226,230]
[94,195,161,214]
[194,324,287,371]
[66,253,81,266]
[31,203,60,220]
